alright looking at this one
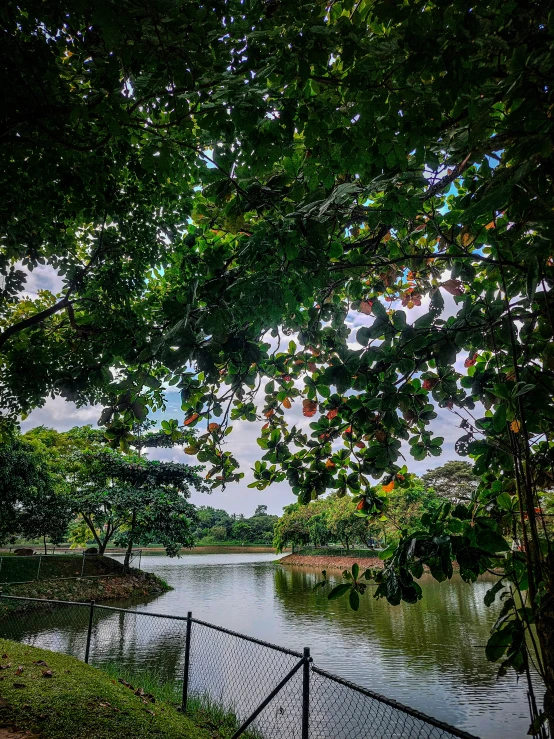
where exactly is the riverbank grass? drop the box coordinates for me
[102,662,262,739]
[0,639,209,739]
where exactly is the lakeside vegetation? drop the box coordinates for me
[0,639,215,739]
[1,0,554,734]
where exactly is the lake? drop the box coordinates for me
[6,552,538,738]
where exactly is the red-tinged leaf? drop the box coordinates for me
[359,300,373,315]
[485,221,496,230]
[283,397,292,409]
[382,481,395,492]
[422,378,438,390]
[308,363,317,373]
[355,441,365,449]
[344,426,352,435]
[327,408,338,419]
[208,422,220,432]
[441,279,464,296]
[262,422,269,430]
[464,356,477,368]
[264,409,275,418]
[325,459,336,469]
[356,499,365,510]
[184,413,199,426]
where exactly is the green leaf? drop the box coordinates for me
[526,256,540,302]
[328,583,352,600]
[485,627,513,662]
[349,588,360,611]
[492,404,507,433]
[484,579,505,607]
[496,492,513,511]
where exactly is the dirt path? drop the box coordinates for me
[0,728,39,739]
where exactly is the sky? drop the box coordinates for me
[19,265,470,516]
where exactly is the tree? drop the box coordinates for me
[422,462,478,504]
[326,495,368,552]
[254,505,268,517]
[230,521,251,543]
[209,525,227,542]
[0,440,71,549]
[2,0,554,729]
[70,450,204,569]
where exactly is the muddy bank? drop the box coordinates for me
[279,553,383,570]
[0,571,169,617]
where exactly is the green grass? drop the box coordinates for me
[0,554,123,584]
[102,662,262,739]
[0,639,212,739]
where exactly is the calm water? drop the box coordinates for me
[5,552,539,737]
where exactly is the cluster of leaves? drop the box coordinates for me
[0,438,71,545]
[11,426,206,562]
[2,0,554,729]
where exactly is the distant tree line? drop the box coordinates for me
[193,505,278,545]
[274,462,481,553]
[0,425,204,568]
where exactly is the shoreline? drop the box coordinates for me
[0,570,170,617]
[279,553,383,570]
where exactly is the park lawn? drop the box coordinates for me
[0,639,210,739]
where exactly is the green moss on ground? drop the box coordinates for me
[0,639,210,739]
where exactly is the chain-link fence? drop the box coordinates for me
[0,551,141,585]
[0,594,479,739]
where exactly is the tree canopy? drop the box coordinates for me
[2,0,554,731]
[0,440,71,545]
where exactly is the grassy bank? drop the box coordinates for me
[0,553,124,584]
[0,639,212,739]
[0,556,170,617]
[102,663,260,739]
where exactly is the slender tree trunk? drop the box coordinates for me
[123,510,137,573]
[535,556,554,733]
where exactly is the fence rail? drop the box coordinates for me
[0,593,479,739]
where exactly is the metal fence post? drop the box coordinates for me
[36,554,42,580]
[81,551,85,577]
[302,647,310,739]
[181,611,192,712]
[84,600,95,664]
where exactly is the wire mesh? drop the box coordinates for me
[309,667,477,739]
[189,619,304,738]
[0,598,92,661]
[88,606,188,684]
[0,596,479,739]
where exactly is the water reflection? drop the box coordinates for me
[1,553,538,738]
